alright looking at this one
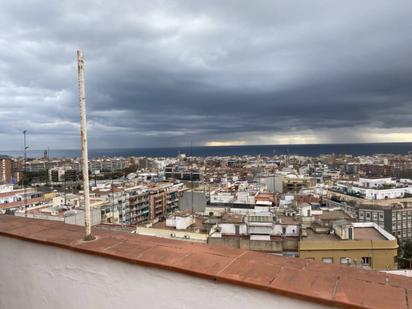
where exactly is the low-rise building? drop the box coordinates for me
[299,222,398,270]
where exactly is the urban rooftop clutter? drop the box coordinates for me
[2,1,412,308]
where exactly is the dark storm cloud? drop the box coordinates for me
[1,0,412,149]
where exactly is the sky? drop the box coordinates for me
[1,0,412,150]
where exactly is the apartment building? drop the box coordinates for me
[0,185,46,213]
[124,186,150,225]
[208,211,300,253]
[274,174,316,193]
[299,222,398,270]
[0,156,22,184]
[326,189,412,241]
[164,164,202,181]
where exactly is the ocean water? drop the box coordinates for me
[2,143,412,159]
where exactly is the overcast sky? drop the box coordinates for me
[1,0,412,150]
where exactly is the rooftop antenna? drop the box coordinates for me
[77,50,94,241]
[190,140,194,216]
[111,171,115,224]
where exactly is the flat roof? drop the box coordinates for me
[304,229,341,241]
[315,209,351,221]
[354,227,386,241]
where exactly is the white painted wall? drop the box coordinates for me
[351,186,406,200]
[0,236,327,309]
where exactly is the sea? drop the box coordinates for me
[2,142,412,159]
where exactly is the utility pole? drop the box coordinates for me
[23,130,28,216]
[77,50,94,241]
[64,172,67,206]
[111,171,115,224]
[190,140,194,216]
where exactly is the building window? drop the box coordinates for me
[379,213,384,220]
[340,257,351,265]
[322,257,333,264]
[361,257,371,266]
[366,213,370,218]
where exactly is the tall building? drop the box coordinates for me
[0,156,12,184]
[124,186,150,224]
[0,156,21,184]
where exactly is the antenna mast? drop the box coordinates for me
[77,50,94,241]
[23,130,28,217]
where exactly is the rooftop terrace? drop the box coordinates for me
[0,215,411,308]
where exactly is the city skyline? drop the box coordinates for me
[1,1,412,150]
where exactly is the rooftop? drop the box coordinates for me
[0,215,411,308]
[315,209,352,221]
[304,229,341,241]
[303,223,396,242]
[354,227,386,241]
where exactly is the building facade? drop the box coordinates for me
[299,222,398,270]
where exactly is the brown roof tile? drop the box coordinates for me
[0,215,411,309]
[335,277,407,309]
[271,267,338,302]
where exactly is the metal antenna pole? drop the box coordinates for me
[23,130,28,216]
[111,171,115,224]
[190,140,194,216]
[77,50,94,241]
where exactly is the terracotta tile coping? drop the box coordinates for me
[0,215,410,309]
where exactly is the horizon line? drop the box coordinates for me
[2,141,412,153]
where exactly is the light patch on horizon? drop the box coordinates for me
[362,128,412,143]
[205,140,247,147]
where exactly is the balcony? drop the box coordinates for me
[0,215,410,309]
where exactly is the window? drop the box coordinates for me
[322,257,333,264]
[362,256,371,266]
[340,257,351,265]
[366,213,371,218]
[379,213,384,220]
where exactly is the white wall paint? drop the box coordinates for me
[0,236,331,309]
